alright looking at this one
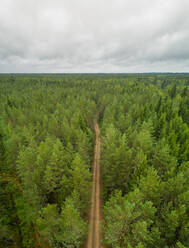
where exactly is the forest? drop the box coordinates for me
[0,73,189,248]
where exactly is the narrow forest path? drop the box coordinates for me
[87,123,102,248]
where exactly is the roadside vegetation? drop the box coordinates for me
[0,74,188,248]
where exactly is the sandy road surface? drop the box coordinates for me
[87,123,102,248]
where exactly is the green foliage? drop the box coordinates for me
[36,204,59,246]
[70,153,91,213]
[57,198,87,247]
[36,199,87,247]
[0,74,96,247]
[0,73,189,247]
[103,190,158,247]
[99,74,189,247]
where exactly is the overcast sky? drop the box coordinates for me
[0,0,189,73]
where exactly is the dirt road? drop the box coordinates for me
[87,123,102,248]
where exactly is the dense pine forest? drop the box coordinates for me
[0,73,189,248]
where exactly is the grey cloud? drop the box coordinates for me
[0,0,189,72]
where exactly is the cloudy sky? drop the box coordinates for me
[0,0,189,73]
